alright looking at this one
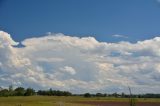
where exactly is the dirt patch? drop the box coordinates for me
[77,101,160,106]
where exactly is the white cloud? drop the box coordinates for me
[155,64,160,73]
[0,31,160,93]
[36,57,64,62]
[60,66,76,75]
[112,34,128,38]
[0,31,19,46]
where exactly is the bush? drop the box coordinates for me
[84,93,91,97]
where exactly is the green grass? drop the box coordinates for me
[0,96,159,106]
[0,96,91,106]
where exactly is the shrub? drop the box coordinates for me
[84,93,91,97]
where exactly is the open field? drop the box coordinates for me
[0,96,159,106]
[78,101,160,106]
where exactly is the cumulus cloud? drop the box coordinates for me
[0,31,160,93]
[0,31,19,46]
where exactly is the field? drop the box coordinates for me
[0,96,159,106]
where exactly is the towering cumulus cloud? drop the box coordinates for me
[0,31,160,93]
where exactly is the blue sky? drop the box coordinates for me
[1,0,160,42]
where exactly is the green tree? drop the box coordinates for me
[24,88,35,96]
[112,92,118,97]
[0,89,9,97]
[121,92,125,98]
[96,93,103,97]
[8,85,14,96]
[14,87,25,96]
[9,85,13,92]
[84,93,91,97]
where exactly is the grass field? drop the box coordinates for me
[0,96,159,106]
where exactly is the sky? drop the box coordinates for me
[1,0,160,42]
[0,0,160,93]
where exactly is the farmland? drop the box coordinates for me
[0,96,159,106]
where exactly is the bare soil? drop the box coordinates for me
[77,101,160,106]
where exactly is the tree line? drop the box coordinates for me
[37,89,72,96]
[0,86,35,96]
[83,92,160,98]
[0,86,160,98]
[0,85,71,97]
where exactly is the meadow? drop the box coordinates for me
[0,96,159,106]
